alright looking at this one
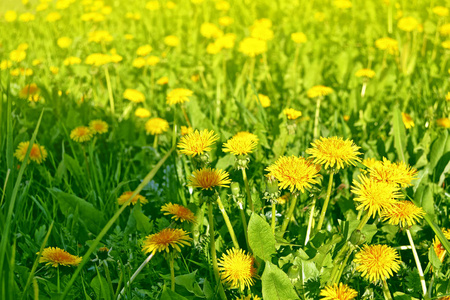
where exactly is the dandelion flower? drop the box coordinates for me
[4,10,17,22]
[433,229,450,262]
[145,118,169,135]
[354,244,401,282]
[362,157,378,169]
[218,248,257,290]
[254,94,271,108]
[238,37,267,57]
[135,108,151,118]
[19,83,40,100]
[306,136,361,170]
[136,44,152,56]
[433,6,449,17]
[401,112,414,129]
[355,68,375,78]
[265,156,320,193]
[352,175,400,217]
[38,247,82,267]
[181,126,194,136]
[70,126,93,142]
[219,16,234,26]
[57,37,72,48]
[157,76,169,85]
[166,88,194,105]
[307,85,333,98]
[161,203,196,223]
[319,283,358,300]
[117,191,148,206]
[123,89,145,103]
[398,17,419,32]
[223,134,258,156]
[164,35,180,47]
[14,141,48,164]
[368,158,417,187]
[291,32,307,44]
[381,201,425,227]
[142,228,192,255]
[178,129,219,156]
[189,168,231,190]
[437,118,450,128]
[64,56,82,66]
[283,108,302,120]
[89,120,108,134]
[334,0,352,9]
[234,132,259,143]
[375,37,398,55]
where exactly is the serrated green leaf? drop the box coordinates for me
[248,213,276,261]
[261,262,299,300]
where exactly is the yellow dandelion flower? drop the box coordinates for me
[70,126,93,143]
[135,108,151,118]
[219,16,234,26]
[319,283,358,300]
[146,0,161,11]
[398,16,419,32]
[355,68,375,78]
[46,12,62,22]
[254,94,271,108]
[368,158,417,187]
[283,108,302,120]
[334,0,352,9]
[354,244,401,282]
[201,22,223,39]
[188,168,231,190]
[19,83,39,99]
[89,120,108,134]
[234,132,259,143]
[307,85,333,98]
[38,247,82,268]
[164,35,180,47]
[145,118,169,135]
[157,76,169,85]
[142,228,192,255]
[1,60,12,70]
[88,30,113,43]
[236,295,261,300]
[433,229,450,262]
[446,92,450,101]
[381,200,425,227]
[291,32,307,44]
[375,37,398,54]
[265,156,320,193]
[146,56,160,66]
[14,141,48,164]
[136,44,152,56]
[4,11,17,22]
[19,12,35,22]
[178,129,218,156]
[166,88,194,105]
[117,191,148,206]
[124,34,134,40]
[64,56,82,66]
[123,89,145,103]
[218,248,257,290]
[352,174,400,217]
[401,112,414,129]
[437,118,450,128]
[442,41,450,49]
[251,25,274,41]
[433,6,449,17]
[50,66,59,75]
[57,37,72,48]
[10,49,26,63]
[223,134,258,156]
[306,136,361,170]
[238,37,267,57]
[161,203,196,223]
[181,126,194,136]
[362,157,378,170]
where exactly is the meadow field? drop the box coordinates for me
[1,0,450,299]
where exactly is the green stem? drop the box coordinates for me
[334,246,353,284]
[181,105,192,127]
[382,279,393,300]
[328,243,349,284]
[104,66,115,116]
[238,204,250,251]
[207,201,227,300]
[153,135,158,149]
[304,198,316,245]
[170,256,175,291]
[241,168,253,212]
[81,144,91,181]
[271,201,276,234]
[356,212,371,231]
[57,266,60,294]
[280,194,298,235]
[406,228,427,295]
[103,261,114,299]
[316,172,334,231]
[217,196,240,249]
[313,97,322,139]
[117,253,154,299]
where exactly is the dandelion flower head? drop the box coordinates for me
[142,228,192,255]
[161,203,196,223]
[117,191,148,206]
[38,247,82,267]
[218,248,257,290]
[189,167,231,190]
[354,244,401,282]
[178,129,219,156]
[319,283,358,300]
[14,141,48,164]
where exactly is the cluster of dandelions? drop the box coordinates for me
[70,120,108,143]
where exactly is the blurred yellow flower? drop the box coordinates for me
[125,12,141,20]
[283,108,302,120]
[401,112,414,129]
[255,94,271,108]
[251,25,274,41]
[146,1,161,11]
[146,56,160,66]
[89,120,109,134]
[201,23,223,39]
[291,32,307,44]
[333,0,352,9]
[219,16,234,26]
[181,126,194,135]
[216,0,230,11]
[88,30,113,43]
[50,66,59,75]
[124,34,134,40]
[436,118,450,128]
[238,37,267,57]
[355,68,375,78]
[135,107,151,118]
[132,57,147,68]
[10,50,26,63]
[46,12,62,22]
[19,12,35,22]
[70,126,93,142]
[440,23,450,36]
[123,89,145,103]
[85,53,111,66]
[64,56,82,66]
[375,37,398,54]
[397,16,419,32]
[4,11,17,22]
[164,35,180,47]
[136,44,152,56]
[117,191,148,205]
[1,60,12,70]
[307,85,333,98]
[145,118,169,135]
[57,37,72,48]
[14,141,48,164]
[433,6,449,17]
[157,76,169,85]
[167,88,193,105]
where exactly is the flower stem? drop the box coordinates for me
[271,201,276,234]
[280,193,298,235]
[316,172,334,231]
[406,228,427,295]
[57,266,60,294]
[81,144,91,182]
[153,135,158,150]
[334,246,353,283]
[181,105,192,127]
[304,198,316,245]
[241,168,253,212]
[117,253,154,299]
[170,256,175,291]
[382,279,393,300]
[104,66,115,117]
[103,261,115,298]
[216,196,240,249]
[238,203,250,251]
[313,96,322,139]
[356,212,371,231]
[207,201,227,300]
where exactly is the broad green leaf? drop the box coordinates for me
[428,131,448,172]
[49,188,106,234]
[174,271,204,297]
[90,275,110,300]
[248,213,276,261]
[160,288,189,300]
[261,262,299,300]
